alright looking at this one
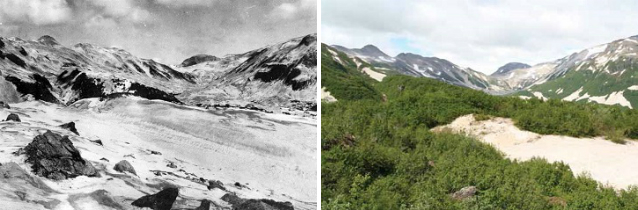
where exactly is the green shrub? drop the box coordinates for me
[322,74,638,209]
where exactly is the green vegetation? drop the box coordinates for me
[321,44,381,101]
[321,73,638,209]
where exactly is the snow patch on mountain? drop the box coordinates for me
[585,44,608,59]
[532,92,547,100]
[588,91,632,108]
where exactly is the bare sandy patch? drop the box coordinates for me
[433,114,638,189]
[362,67,386,82]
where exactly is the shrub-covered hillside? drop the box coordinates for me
[321,74,638,209]
[321,44,381,101]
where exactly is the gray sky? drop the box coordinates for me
[0,0,316,64]
[322,0,638,74]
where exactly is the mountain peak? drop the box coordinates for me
[358,44,389,58]
[299,34,317,46]
[38,35,60,46]
[361,44,381,52]
[492,62,530,76]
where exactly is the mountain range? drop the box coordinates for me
[0,34,317,113]
[323,34,638,108]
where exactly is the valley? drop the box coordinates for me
[322,35,638,108]
[1,32,317,209]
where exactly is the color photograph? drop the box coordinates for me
[321,0,638,209]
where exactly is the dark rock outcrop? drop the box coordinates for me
[221,193,294,210]
[0,101,10,109]
[5,74,60,103]
[128,83,181,103]
[6,113,20,122]
[113,160,136,176]
[24,130,99,180]
[492,62,531,76]
[91,139,103,146]
[451,186,478,200]
[180,54,219,67]
[253,64,313,91]
[195,199,212,210]
[207,180,226,191]
[38,35,61,46]
[236,199,295,210]
[59,122,79,135]
[57,69,106,100]
[221,193,244,206]
[131,188,179,210]
[234,182,249,189]
[4,53,26,68]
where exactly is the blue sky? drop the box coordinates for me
[390,37,429,56]
[322,0,638,74]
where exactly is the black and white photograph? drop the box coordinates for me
[0,0,317,209]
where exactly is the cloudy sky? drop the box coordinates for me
[0,0,316,64]
[322,0,638,74]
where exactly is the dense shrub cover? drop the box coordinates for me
[322,75,638,209]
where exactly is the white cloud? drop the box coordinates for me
[88,0,152,23]
[0,0,72,25]
[155,0,216,8]
[322,0,638,74]
[268,0,316,20]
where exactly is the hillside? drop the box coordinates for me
[518,36,638,108]
[321,70,638,209]
[177,34,317,111]
[320,44,381,102]
[327,35,638,108]
[327,44,503,91]
[0,34,317,113]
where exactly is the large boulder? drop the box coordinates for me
[113,160,137,176]
[6,113,20,122]
[24,130,99,180]
[131,188,179,210]
[207,180,226,191]
[221,193,294,210]
[236,199,295,210]
[195,199,212,210]
[451,186,478,200]
[59,122,79,135]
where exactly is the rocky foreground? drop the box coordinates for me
[0,97,316,209]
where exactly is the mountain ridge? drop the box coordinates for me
[0,34,317,113]
[326,34,638,108]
